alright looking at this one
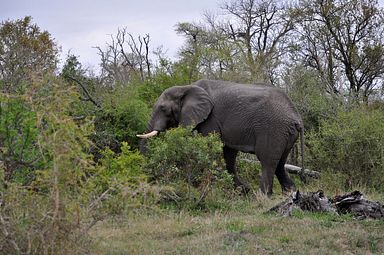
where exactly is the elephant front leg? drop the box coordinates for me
[223,146,250,194]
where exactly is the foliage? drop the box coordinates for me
[0,94,43,184]
[83,142,149,217]
[0,76,94,254]
[60,53,103,120]
[308,107,384,191]
[144,127,235,210]
[136,66,192,107]
[285,65,340,131]
[0,16,58,93]
[90,142,146,193]
[93,90,150,151]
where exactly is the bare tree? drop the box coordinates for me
[175,1,297,84]
[297,16,339,94]
[298,0,384,102]
[95,28,152,87]
[220,0,297,83]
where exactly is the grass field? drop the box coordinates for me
[89,193,384,255]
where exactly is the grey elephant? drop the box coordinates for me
[137,79,304,196]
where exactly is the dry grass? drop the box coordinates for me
[89,194,384,255]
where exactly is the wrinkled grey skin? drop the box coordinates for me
[141,79,304,195]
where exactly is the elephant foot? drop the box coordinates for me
[234,178,251,195]
[282,185,296,196]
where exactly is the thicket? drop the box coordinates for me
[308,107,384,192]
[144,127,235,210]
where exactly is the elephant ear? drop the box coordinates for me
[180,85,213,127]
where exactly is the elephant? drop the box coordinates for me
[137,79,304,196]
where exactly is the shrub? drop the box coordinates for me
[85,142,148,215]
[91,71,191,154]
[0,95,42,184]
[308,107,384,191]
[136,71,190,108]
[0,76,94,254]
[93,97,150,152]
[144,127,235,210]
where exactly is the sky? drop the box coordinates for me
[1,0,220,71]
[2,0,384,72]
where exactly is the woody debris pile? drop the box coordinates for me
[269,190,384,220]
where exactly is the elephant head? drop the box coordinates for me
[137,85,213,138]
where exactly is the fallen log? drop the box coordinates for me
[284,164,320,179]
[239,158,320,178]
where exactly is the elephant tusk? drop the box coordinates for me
[136,130,159,139]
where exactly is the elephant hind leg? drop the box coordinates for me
[275,132,299,194]
[223,146,250,194]
[255,139,282,196]
[275,150,296,194]
[259,160,280,196]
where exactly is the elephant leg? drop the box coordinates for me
[275,150,296,195]
[255,137,281,196]
[223,146,250,194]
[259,160,279,196]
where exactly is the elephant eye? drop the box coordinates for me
[160,105,171,116]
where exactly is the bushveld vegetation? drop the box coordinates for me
[1,0,384,254]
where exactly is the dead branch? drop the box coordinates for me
[284,164,320,178]
[240,158,320,178]
[66,76,101,108]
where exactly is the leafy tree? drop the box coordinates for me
[176,0,298,84]
[0,16,59,93]
[175,20,244,82]
[60,53,102,121]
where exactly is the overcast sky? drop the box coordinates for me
[1,0,220,71]
[2,0,384,72]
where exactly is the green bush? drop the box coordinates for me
[136,70,190,108]
[144,127,235,210]
[0,76,95,254]
[0,95,42,184]
[308,107,384,191]
[93,97,150,151]
[84,142,149,216]
[91,70,191,154]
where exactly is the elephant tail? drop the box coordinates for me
[299,125,306,183]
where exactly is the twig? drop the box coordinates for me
[0,211,21,253]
